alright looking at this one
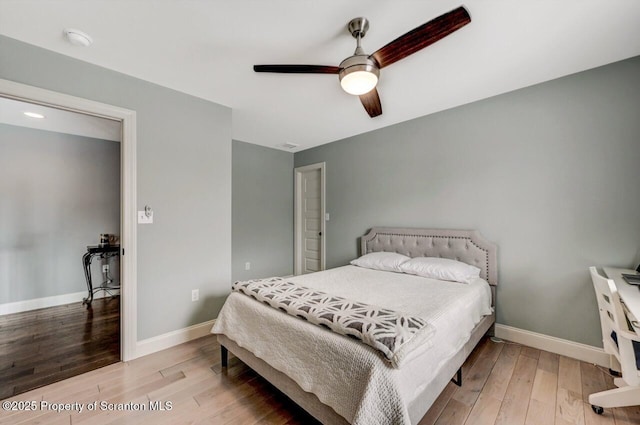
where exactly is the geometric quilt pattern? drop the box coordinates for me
[233,277,431,367]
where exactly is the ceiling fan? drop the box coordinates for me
[254,6,471,118]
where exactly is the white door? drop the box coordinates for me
[294,163,325,275]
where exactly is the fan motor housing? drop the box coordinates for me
[338,55,380,95]
[338,55,379,79]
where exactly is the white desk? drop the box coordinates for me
[591,268,640,411]
[604,267,640,335]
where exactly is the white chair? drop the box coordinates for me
[589,266,640,413]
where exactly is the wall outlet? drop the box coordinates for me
[245,262,251,270]
[191,289,199,302]
[102,264,109,273]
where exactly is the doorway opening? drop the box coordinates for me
[0,79,137,397]
[294,162,326,275]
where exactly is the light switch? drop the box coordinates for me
[138,210,153,224]
[325,213,330,221]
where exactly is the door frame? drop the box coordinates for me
[294,162,326,275]
[0,78,138,361]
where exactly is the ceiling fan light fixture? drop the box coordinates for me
[253,6,471,117]
[338,56,379,96]
[340,69,378,95]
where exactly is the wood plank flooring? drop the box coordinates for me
[0,296,120,399]
[1,334,638,425]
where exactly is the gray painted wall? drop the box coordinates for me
[295,56,640,347]
[232,140,294,281]
[0,35,232,340]
[0,124,120,303]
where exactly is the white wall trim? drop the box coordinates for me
[0,290,120,316]
[495,323,610,367]
[0,78,137,362]
[135,320,216,359]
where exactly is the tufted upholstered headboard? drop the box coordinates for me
[361,227,498,286]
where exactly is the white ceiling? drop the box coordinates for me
[0,96,121,141]
[1,0,639,152]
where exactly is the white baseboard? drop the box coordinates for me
[494,324,610,367]
[0,289,120,315]
[132,321,608,366]
[134,319,216,359]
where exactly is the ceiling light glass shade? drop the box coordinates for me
[340,70,378,95]
[338,56,380,95]
[24,112,45,119]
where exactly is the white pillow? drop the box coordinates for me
[399,257,481,284]
[350,252,411,273]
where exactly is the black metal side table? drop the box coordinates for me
[82,245,120,306]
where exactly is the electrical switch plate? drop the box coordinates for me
[138,210,153,224]
[325,213,330,221]
[192,289,199,302]
[245,262,251,270]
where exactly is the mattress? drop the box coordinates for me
[212,265,492,424]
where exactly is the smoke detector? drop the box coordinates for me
[63,28,93,47]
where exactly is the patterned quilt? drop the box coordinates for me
[232,277,434,367]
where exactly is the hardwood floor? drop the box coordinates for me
[0,296,120,399]
[1,334,638,424]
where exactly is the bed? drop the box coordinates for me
[212,227,498,424]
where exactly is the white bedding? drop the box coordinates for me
[212,265,492,424]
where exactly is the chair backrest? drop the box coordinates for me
[590,266,640,384]
[591,267,626,348]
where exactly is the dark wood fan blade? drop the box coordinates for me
[371,6,471,69]
[359,88,382,118]
[253,65,339,74]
